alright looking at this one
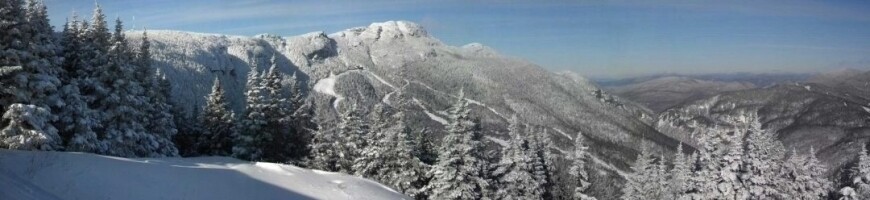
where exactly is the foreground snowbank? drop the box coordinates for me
[0,150,408,200]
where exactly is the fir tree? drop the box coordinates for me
[669,143,692,199]
[493,115,542,200]
[308,118,340,172]
[569,131,596,200]
[741,119,785,199]
[0,104,59,150]
[621,144,661,200]
[233,63,267,160]
[845,145,870,199]
[777,148,832,200]
[335,107,368,174]
[425,91,489,200]
[197,78,237,156]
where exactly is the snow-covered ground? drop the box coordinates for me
[0,150,408,200]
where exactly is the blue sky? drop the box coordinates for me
[44,0,870,78]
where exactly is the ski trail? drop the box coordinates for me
[313,72,343,112]
[552,147,629,178]
[485,136,508,147]
[552,128,573,140]
[409,80,508,120]
[412,97,448,125]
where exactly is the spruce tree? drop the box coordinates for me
[741,120,785,199]
[621,145,659,200]
[308,118,340,172]
[335,107,367,174]
[669,143,692,199]
[570,131,596,200]
[425,91,489,200]
[233,63,267,160]
[197,78,237,156]
[0,104,59,150]
[777,148,832,200]
[494,116,541,200]
[846,145,870,199]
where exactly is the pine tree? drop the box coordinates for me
[0,104,59,150]
[197,78,237,156]
[686,127,727,199]
[493,115,541,200]
[425,91,489,200]
[569,131,596,200]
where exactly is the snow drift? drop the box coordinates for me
[0,150,408,200]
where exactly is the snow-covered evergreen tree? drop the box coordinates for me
[685,127,727,199]
[0,0,28,114]
[354,104,390,178]
[373,106,427,197]
[569,131,596,200]
[493,115,542,200]
[777,148,832,200]
[336,107,368,174]
[718,128,748,200]
[669,143,693,199]
[259,56,296,162]
[621,144,663,200]
[57,16,101,153]
[843,145,870,199]
[528,128,554,200]
[0,103,59,150]
[197,78,236,156]
[425,91,489,200]
[233,63,266,160]
[741,119,785,199]
[308,118,340,172]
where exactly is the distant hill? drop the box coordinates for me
[606,76,756,112]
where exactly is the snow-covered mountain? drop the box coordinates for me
[656,81,870,179]
[126,21,683,198]
[606,76,756,112]
[0,150,408,200]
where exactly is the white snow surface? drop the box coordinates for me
[313,72,344,111]
[0,150,408,200]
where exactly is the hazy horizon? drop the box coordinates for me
[45,0,870,79]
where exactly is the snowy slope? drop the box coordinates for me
[131,21,683,198]
[0,150,408,200]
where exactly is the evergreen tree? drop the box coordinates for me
[493,115,541,200]
[718,128,748,200]
[259,56,296,162]
[308,118,340,172]
[57,16,100,153]
[777,148,832,200]
[0,0,28,113]
[377,109,427,198]
[844,145,870,199]
[425,91,489,200]
[233,63,267,160]
[413,127,438,166]
[335,107,368,174]
[197,78,237,156]
[97,18,153,157]
[529,128,554,199]
[0,104,59,150]
[741,120,785,199]
[569,131,596,200]
[669,143,692,199]
[354,104,390,178]
[621,145,661,200]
